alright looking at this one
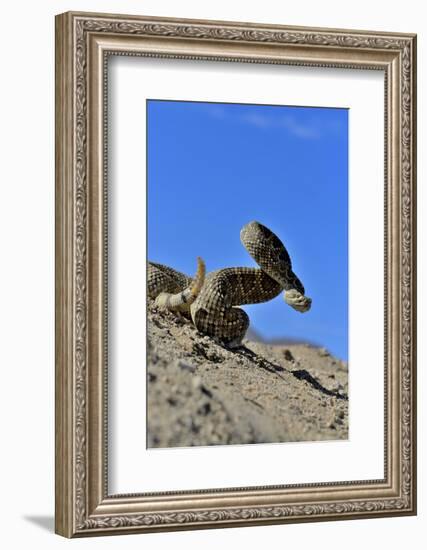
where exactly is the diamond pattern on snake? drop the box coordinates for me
[148,221,312,347]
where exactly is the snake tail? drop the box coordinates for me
[154,257,206,311]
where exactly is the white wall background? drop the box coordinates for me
[0,1,424,548]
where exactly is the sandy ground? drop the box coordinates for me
[147,299,348,448]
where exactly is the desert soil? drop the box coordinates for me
[147,299,348,448]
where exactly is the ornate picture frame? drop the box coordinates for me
[55,11,417,537]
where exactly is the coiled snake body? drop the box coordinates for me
[148,221,311,347]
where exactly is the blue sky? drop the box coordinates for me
[147,100,348,361]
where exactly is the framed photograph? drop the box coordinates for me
[55,11,417,537]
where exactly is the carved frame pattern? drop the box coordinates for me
[55,11,416,537]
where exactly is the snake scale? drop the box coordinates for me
[148,221,312,347]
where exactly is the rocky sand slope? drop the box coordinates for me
[147,299,348,448]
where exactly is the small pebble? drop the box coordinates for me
[178,361,196,373]
[192,376,202,390]
[283,349,294,362]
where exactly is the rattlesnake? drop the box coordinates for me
[148,221,311,347]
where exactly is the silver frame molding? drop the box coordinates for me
[55,11,417,537]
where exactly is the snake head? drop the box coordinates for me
[240,221,306,294]
[284,289,312,313]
